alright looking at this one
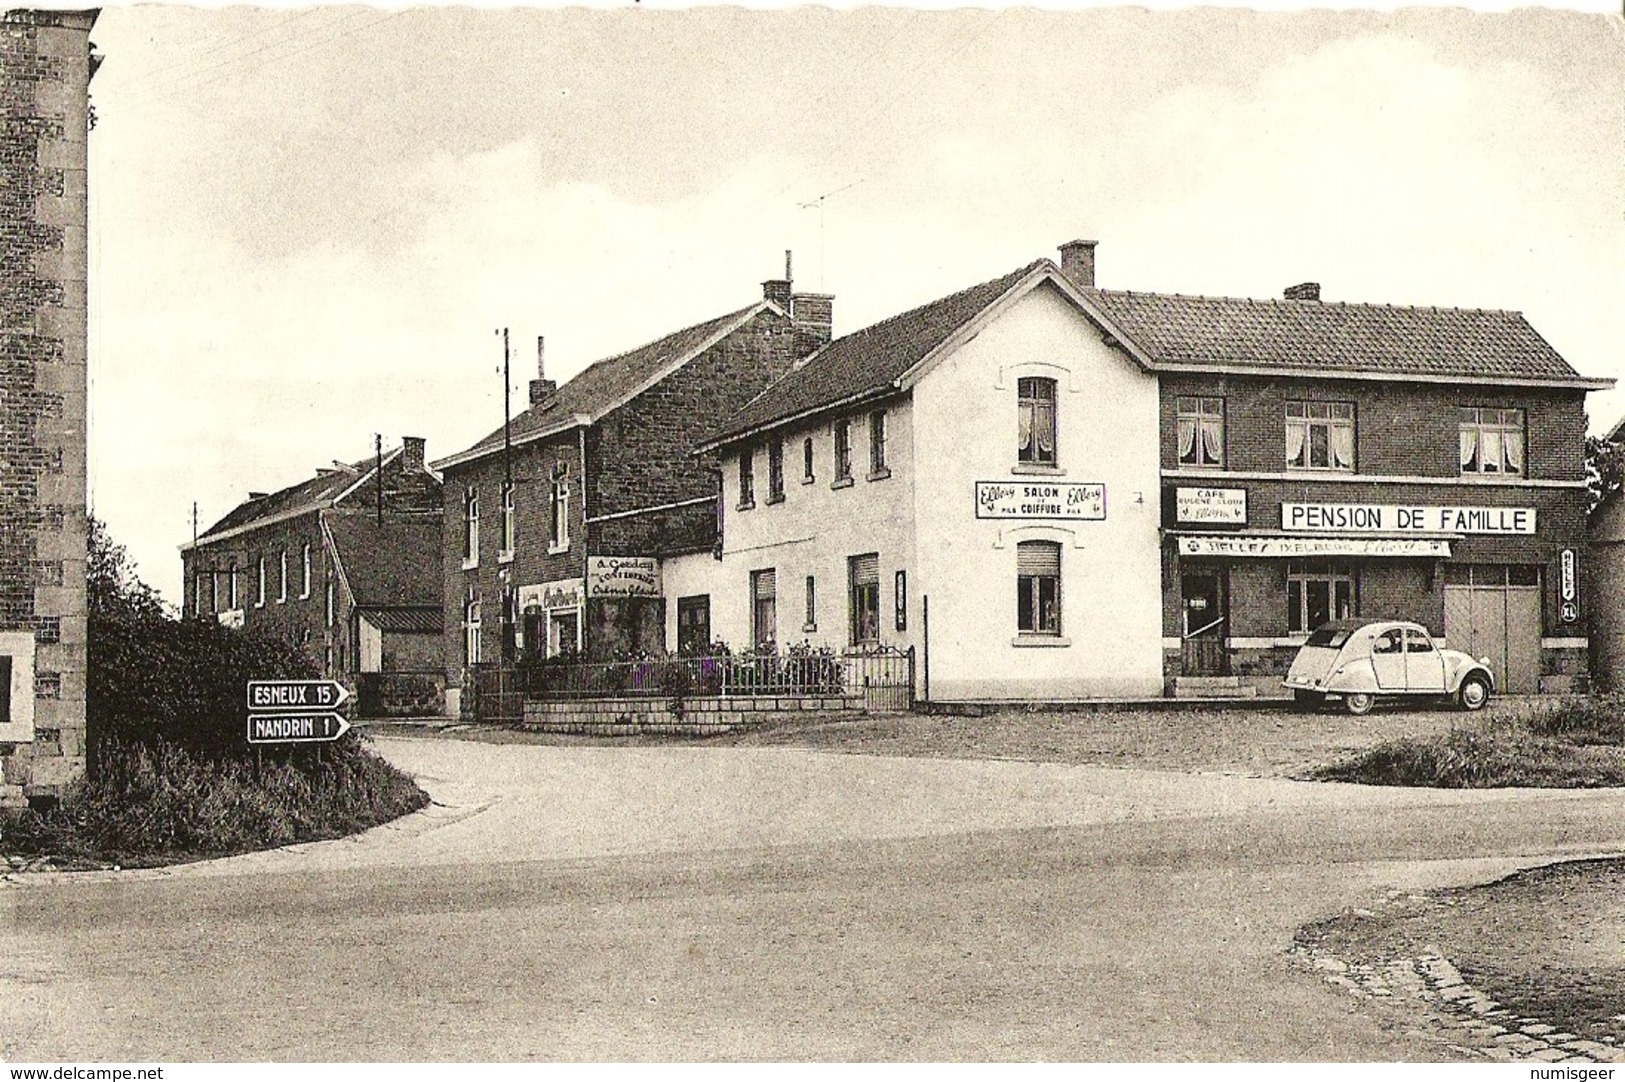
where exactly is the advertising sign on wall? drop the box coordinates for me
[587,556,661,598]
[519,578,584,612]
[1179,536,1452,559]
[1281,503,1536,535]
[1175,487,1247,525]
[1561,548,1579,624]
[975,481,1106,520]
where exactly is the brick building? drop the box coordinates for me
[432,263,831,716]
[180,437,445,714]
[1,9,98,806]
[1089,280,1610,696]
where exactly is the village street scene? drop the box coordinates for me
[3,2,1625,1065]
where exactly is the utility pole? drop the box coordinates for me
[375,433,383,527]
[499,327,512,490]
[191,501,197,548]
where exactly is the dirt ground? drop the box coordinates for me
[407,696,1574,779]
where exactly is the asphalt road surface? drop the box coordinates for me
[7,735,1625,1061]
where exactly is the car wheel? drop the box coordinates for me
[1292,690,1324,713]
[1457,674,1491,712]
[1344,692,1376,716]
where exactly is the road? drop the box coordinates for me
[5,735,1625,1061]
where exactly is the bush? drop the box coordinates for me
[1524,696,1625,745]
[1315,723,1625,789]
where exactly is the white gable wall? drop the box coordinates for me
[910,280,1164,698]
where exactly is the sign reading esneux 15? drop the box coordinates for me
[246,679,352,745]
[1281,503,1536,535]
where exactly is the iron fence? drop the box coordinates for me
[469,645,914,723]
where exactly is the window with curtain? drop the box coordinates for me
[1459,407,1525,476]
[767,438,785,501]
[1177,396,1225,468]
[463,486,479,564]
[834,420,852,482]
[869,410,888,475]
[1016,541,1062,635]
[802,437,815,483]
[1018,377,1058,466]
[1285,401,1355,471]
[849,553,880,644]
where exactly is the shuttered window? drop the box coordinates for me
[752,569,777,648]
[1016,541,1061,634]
[850,553,880,644]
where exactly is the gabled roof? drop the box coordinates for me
[357,607,443,633]
[1082,289,1606,388]
[325,513,442,609]
[703,260,1052,447]
[188,449,400,550]
[434,301,774,471]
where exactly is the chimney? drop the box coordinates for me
[790,292,834,358]
[528,334,557,405]
[1058,239,1098,289]
[401,436,426,473]
[248,492,268,500]
[1284,282,1321,302]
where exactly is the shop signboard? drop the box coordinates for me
[1178,536,1452,559]
[587,556,661,598]
[1281,502,1536,535]
[519,577,584,613]
[1561,548,1579,624]
[975,481,1105,520]
[1175,487,1247,525]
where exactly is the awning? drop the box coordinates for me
[1176,535,1452,558]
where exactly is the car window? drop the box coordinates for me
[1373,629,1404,655]
[1305,628,1351,648]
[1405,629,1435,654]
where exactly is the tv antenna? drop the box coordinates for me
[799,178,863,290]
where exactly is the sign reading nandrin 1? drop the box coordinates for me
[1281,503,1536,535]
[975,481,1105,520]
[248,712,351,744]
[587,555,661,598]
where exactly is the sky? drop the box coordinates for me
[82,3,1625,605]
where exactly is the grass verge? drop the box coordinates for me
[1,733,429,868]
[1314,698,1625,787]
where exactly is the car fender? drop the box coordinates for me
[1323,657,1376,693]
[1451,666,1495,694]
[1441,650,1495,693]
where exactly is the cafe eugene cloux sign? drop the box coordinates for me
[1176,487,1246,525]
[587,555,661,598]
[975,481,1106,520]
[1281,502,1537,535]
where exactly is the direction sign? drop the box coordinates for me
[246,679,350,711]
[247,712,352,744]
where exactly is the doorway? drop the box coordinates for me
[1443,565,1541,693]
[1181,570,1228,676]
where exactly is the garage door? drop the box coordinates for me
[1443,565,1541,694]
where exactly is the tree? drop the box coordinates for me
[1587,435,1624,513]
[87,515,168,623]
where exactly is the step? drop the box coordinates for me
[1173,678,1257,699]
[1174,675,1242,689]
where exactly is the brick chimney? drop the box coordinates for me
[528,335,557,405]
[1284,282,1321,302]
[790,292,834,358]
[401,436,426,473]
[1058,239,1098,289]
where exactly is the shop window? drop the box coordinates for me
[549,462,571,552]
[1285,401,1354,471]
[751,569,777,649]
[833,420,853,485]
[1016,541,1062,635]
[500,480,516,559]
[1459,408,1525,476]
[767,438,785,503]
[549,609,580,657]
[463,587,482,666]
[1287,561,1356,633]
[462,485,480,566]
[739,447,756,508]
[677,595,711,656]
[849,553,880,645]
[1177,396,1225,468]
[868,410,889,478]
[1018,378,1058,466]
[802,437,815,484]
[803,575,817,632]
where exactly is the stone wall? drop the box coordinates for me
[521,692,863,735]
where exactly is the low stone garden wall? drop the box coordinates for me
[520,693,865,735]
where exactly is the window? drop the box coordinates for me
[1287,561,1356,633]
[1177,396,1225,468]
[804,575,817,632]
[0,655,10,725]
[833,420,852,484]
[1404,628,1436,653]
[1018,377,1058,466]
[1373,628,1404,655]
[677,595,711,656]
[1016,541,1061,635]
[500,584,517,662]
[228,563,239,610]
[849,553,880,644]
[1459,407,1525,476]
[767,438,785,502]
[895,569,907,632]
[802,437,815,483]
[462,485,480,566]
[277,550,287,603]
[1285,401,1355,471]
[751,569,777,649]
[739,447,756,508]
[500,480,516,558]
[869,410,888,477]
[463,586,481,666]
[549,462,571,551]
[326,574,336,627]
[255,556,266,607]
[301,544,311,599]
[194,573,206,617]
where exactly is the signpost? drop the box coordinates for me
[246,679,352,746]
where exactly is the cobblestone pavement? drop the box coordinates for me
[1294,888,1625,1063]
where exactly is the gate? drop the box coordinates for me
[468,663,524,724]
[1443,565,1542,694]
[842,645,916,711]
